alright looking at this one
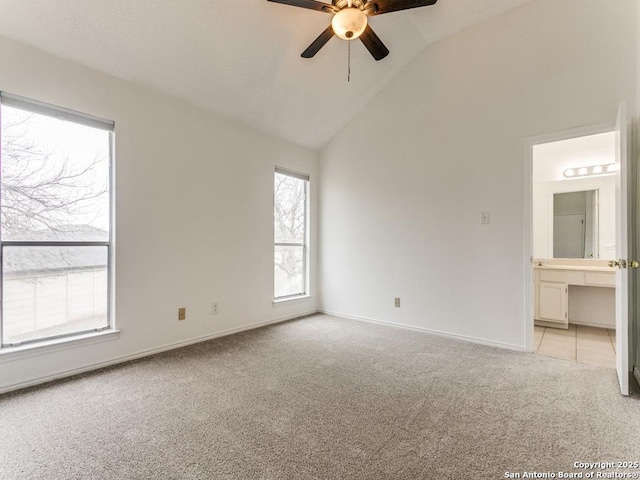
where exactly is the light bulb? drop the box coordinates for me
[331,8,367,40]
[564,169,575,177]
[607,164,617,173]
[592,165,603,174]
[578,168,588,175]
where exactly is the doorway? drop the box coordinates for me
[530,131,617,368]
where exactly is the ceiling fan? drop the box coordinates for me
[267,0,438,61]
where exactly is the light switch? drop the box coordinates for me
[481,211,490,224]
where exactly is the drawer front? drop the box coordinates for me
[565,271,585,285]
[584,272,615,287]
[539,270,567,283]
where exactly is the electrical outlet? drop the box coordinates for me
[178,307,186,321]
[211,302,219,315]
[394,297,400,308]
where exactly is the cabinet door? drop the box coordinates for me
[538,281,567,322]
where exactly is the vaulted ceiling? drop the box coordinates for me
[0,0,535,149]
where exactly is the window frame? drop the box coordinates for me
[274,167,309,301]
[0,92,115,348]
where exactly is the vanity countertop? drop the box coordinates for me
[532,258,616,272]
[533,264,615,272]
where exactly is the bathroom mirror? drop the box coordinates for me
[532,176,615,260]
[553,190,598,258]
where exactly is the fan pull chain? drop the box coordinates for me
[348,40,351,82]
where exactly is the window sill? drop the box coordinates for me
[0,329,120,364]
[272,295,313,307]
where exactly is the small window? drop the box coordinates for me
[0,93,113,347]
[274,168,309,300]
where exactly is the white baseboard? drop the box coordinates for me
[319,310,527,352]
[569,320,616,329]
[0,310,317,395]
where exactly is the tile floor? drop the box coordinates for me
[534,324,616,368]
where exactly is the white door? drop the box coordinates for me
[614,102,629,396]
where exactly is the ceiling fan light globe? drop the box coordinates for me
[331,8,367,40]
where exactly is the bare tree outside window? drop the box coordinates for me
[1,107,109,241]
[274,171,307,298]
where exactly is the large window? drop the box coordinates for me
[0,93,113,347]
[274,168,308,300]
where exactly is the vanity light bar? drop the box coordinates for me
[563,163,616,178]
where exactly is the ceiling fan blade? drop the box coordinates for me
[267,0,334,13]
[359,25,389,61]
[301,25,335,58]
[365,0,437,16]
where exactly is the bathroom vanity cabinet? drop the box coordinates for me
[534,262,615,329]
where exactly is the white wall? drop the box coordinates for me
[0,36,318,392]
[319,0,637,349]
[532,132,615,183]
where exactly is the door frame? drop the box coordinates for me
[523,122,615,353]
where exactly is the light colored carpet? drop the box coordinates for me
[1,314,639,479]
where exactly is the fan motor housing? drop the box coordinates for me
[333,0,367,11]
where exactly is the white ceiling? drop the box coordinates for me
[0,0,535,149]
